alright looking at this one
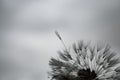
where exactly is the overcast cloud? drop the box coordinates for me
[0,0,120,80]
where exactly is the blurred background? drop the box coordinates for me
[0,0,120,80]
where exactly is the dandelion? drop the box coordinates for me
[48,32,120,80]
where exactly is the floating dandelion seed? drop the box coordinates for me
[49,32,120,80]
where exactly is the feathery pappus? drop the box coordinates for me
[49,32,120,80]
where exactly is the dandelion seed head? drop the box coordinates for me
[49,41,120,80]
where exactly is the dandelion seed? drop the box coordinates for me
[55,31,62,40]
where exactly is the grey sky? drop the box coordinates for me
[0,0,120,80]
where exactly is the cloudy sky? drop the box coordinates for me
[0,0,120,80]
